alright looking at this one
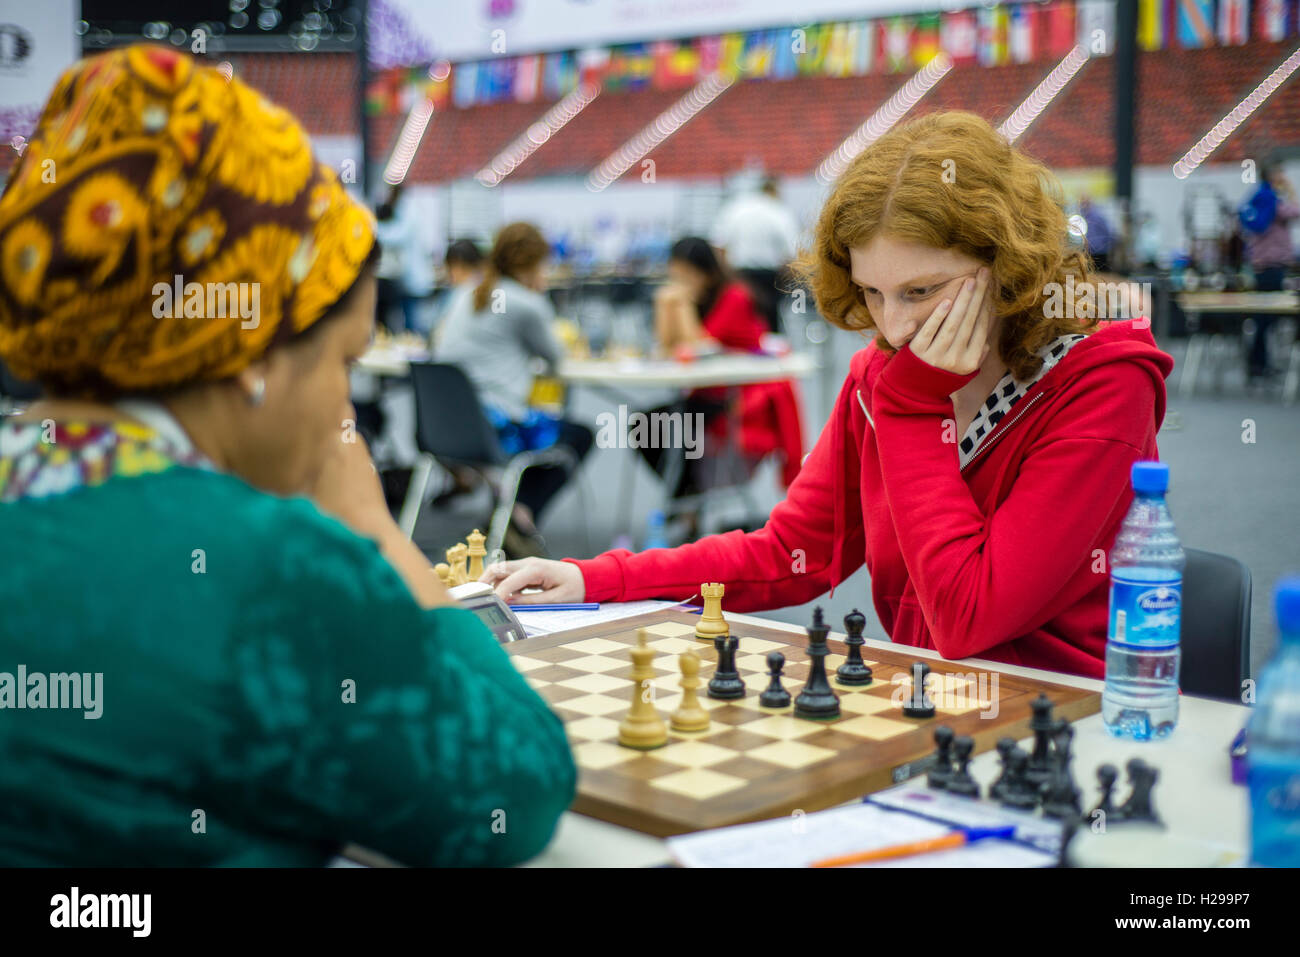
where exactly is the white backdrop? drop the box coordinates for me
[393,0,966,62]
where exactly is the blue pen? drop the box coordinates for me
[510,603,600,612]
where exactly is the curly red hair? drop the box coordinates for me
[793,110,1099,382]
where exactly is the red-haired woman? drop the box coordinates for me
[482,111,1174,679]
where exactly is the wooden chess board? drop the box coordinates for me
[506,609,1101,837]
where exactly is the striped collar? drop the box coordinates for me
[957,333,1088,468]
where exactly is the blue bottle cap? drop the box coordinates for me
[1277,577,1300,636]
[1131,460,1169,494]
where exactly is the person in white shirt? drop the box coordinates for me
[710,177,802,332]
[374,184,434,334]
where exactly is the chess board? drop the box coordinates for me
[507,609,1101,837]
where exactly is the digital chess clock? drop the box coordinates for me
[449,581,530,644]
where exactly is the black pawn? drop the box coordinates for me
[901,660,935,718]
[794,607,841,719]
[707,635,745,700]
[927,725,955,790]
[1041,722,1081,820]
[1116,758,1162,826]
[759,651,792,709]
[1025,694,1055,787]
[946,735,980,798]
[999,749,1039,811]
[1086,763,1119,824]
[989,737,1018,801]
[836,609,873,685]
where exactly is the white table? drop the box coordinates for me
[527,609,1250,867]
[558,352,817,388]
[355,348,818,386]
[1175,290,1300,402]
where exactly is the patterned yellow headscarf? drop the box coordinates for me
[0,44,375,393]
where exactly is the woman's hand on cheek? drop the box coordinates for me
[908,267,993,376]
[308,426,398,543]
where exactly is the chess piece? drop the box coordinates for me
[1086,764,1119,824]
[466,529,487,581]
[989,736,1017,801]
[1041,721,1082,820]
[445,543,469,585]
[836,609,873,685]
[946,735,980,798]
[707,635,745,700]
[434,563,452,587]
[1115,758,1162,826]
[794,608,841,719]
[1025,694,1055,787]
[695,582,729,642]
[757,651,791,709]
[999,749,1039,811]
[618,629,668,750]
[901,661,935,718]
[670,651,710,732]
[927,725,955,790]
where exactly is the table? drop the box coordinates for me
[355,346,818,386]
[526,608,1250,867]
[1175,290,1300,402]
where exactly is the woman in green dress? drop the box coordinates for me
[0,44,575,866]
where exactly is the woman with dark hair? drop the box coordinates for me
[654,236,764,353]
[0,46,574,866]
[437,222,593,555]
[642,237,804,510]
[444,238,486,287]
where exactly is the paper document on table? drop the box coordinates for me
[513,600,686,637]
[867,784,1065,855]
[666,802,1055,868]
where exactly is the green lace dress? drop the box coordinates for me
[0,416,576,866]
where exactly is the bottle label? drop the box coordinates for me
[1108,575,1181,647]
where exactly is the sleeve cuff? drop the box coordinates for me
[874,345,980,406]
[563,553,625,602]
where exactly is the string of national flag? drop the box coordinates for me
[364,0,1300,115]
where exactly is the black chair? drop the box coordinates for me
[1180,547,1252,702]
[397,362,581,556]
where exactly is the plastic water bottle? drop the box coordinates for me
[1102,461,1185,740]
[642,510,668,550]
[1248,578,1300,866]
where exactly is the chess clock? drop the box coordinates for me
[449,581,530,644]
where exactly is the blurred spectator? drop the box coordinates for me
[374,184,434,334]
[1079,195,1114,273]
[646,237,804,533]
[711,176,801,333]
[1240,163,1299,379]
[444,238,485,287]
[437,223,592,555]
[429,238,486,346]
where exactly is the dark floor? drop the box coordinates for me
[404,326,1299,678]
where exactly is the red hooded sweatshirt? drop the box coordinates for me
[567,318,1174,679]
